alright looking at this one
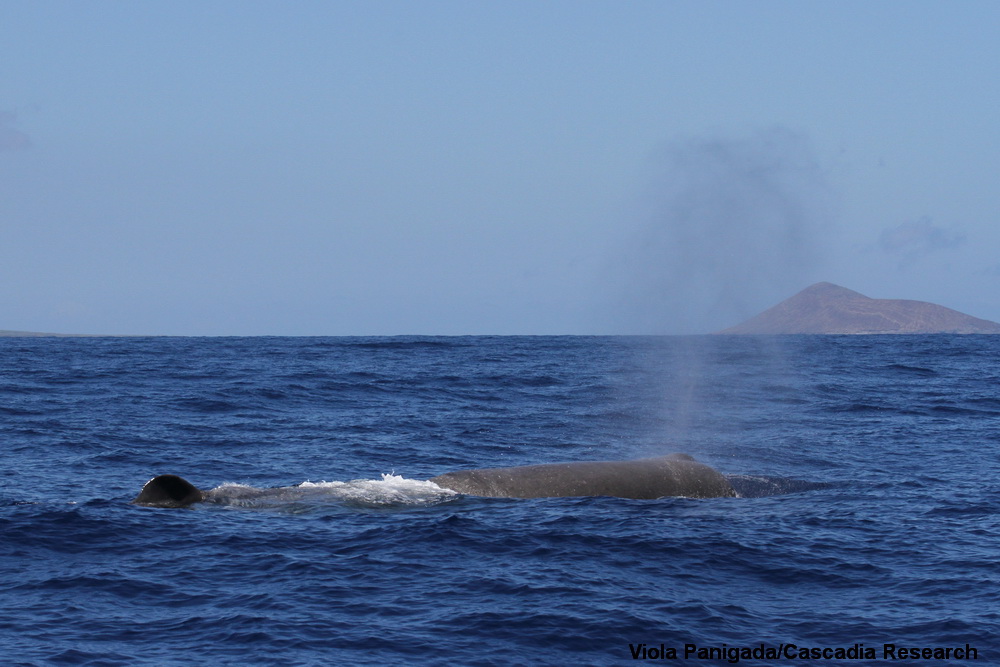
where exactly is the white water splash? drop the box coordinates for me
[203,474,456,511]
[298,474,456,506]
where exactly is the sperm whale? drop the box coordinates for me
[132,453,735,507]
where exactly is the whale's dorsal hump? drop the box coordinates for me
[133,474,205,507]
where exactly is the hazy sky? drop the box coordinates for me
[2,1,999,335]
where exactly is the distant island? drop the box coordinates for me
[0,329,86,337]
[719,282,1000,335]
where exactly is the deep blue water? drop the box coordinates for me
[1,335,998,666]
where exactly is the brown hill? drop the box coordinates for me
[719,282,1000,334]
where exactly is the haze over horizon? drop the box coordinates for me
[3,2,999,335]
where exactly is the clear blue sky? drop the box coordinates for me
[2,1,998,334]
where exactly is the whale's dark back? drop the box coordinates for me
[133,474,205,507]
[429,453,735,499]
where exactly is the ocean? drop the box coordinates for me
[1,335,997,666]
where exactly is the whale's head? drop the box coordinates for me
[133,474,205,508]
